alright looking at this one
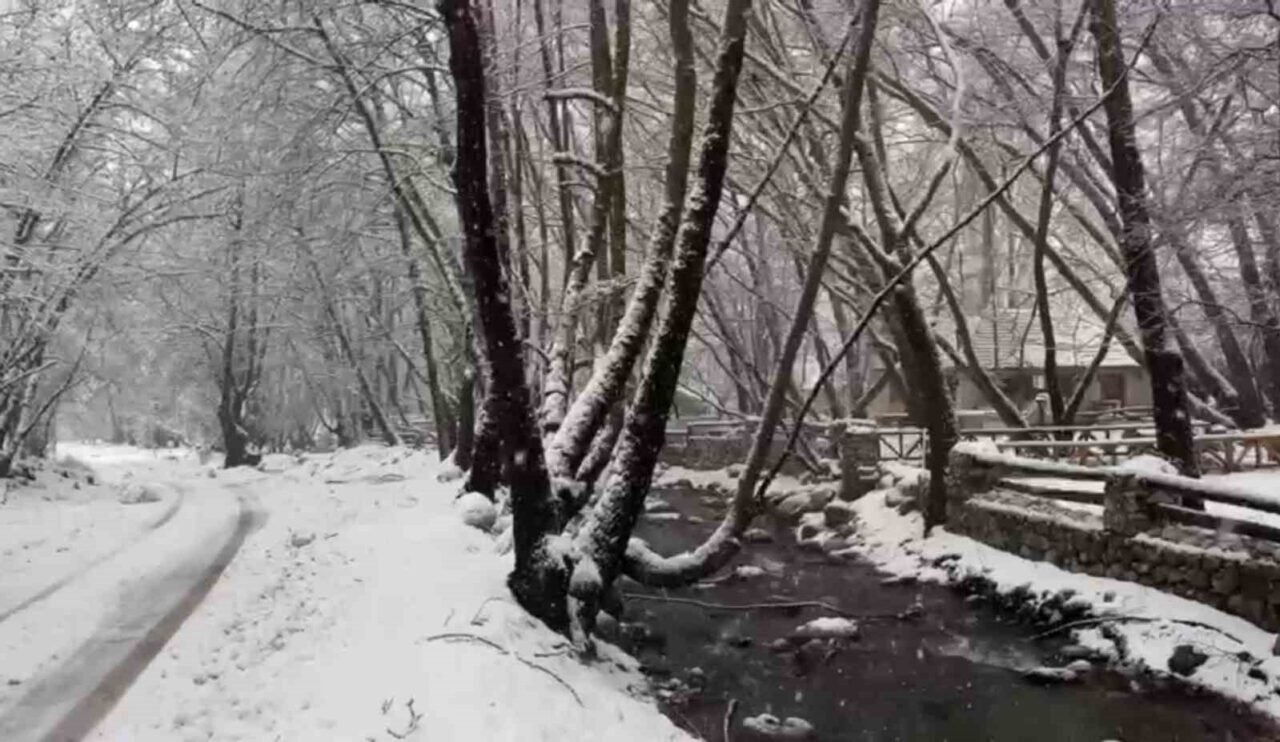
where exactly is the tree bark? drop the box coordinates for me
[612,0,875,591]
[1089,0,1200,479]
[443,0,568,631]
[544,0,696,480]
[572,0,755,618]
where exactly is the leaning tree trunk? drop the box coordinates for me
[443,0,568,632]
[1090,0,1199,479]
[544,0,696,481]
[618,1,881,589]
[570,0,756,629]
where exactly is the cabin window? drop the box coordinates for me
[1098,371,1126,406]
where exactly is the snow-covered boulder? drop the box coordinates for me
[117,483,162,505]
[436,459,464,483]
[823,500,856,528]
[644,497,675,514]
[791,616,859,640]
[883,488,916,515]
[1023,666,1081,685]
[455,492,498,532]
[741,713,816,740]
[774,493,813,521]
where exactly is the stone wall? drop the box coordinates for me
[939,461,1280,632]
[659,431,825,475]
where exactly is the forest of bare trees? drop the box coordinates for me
[3,0,1280,633]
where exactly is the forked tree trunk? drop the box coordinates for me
[544,0,696,480]
[599,0,874,593]
[570,0,756,621]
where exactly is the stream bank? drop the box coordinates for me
[622,483,1277,741]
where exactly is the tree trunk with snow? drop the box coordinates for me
[443,0,568,631]
[597,0,878,593]
[569,0,756,622]
[1089,0,1199,478]
[544,0,696,481]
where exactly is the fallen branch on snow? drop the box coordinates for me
[1029,615,1243,645]
[723,698,739,742]
[422,632,584,706]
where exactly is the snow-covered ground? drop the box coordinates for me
[845,479,1280,719]
[0,445,246,738]
[0,448,178,617]
[56,445,691,741]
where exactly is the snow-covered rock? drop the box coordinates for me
[823,500,856,528]
[1168,644,1209,676]
[454,492,498,532]
[645,498,675,514]
[1023,666,1081,685]
[116,483,162,505]
[1065,659,1093,675]
[792,616,859,640]
[774,493,813,521]
[435,460,464,482]
[741,713,816,740]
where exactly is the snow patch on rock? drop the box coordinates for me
[792,616,859,639]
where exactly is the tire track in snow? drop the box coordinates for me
[0,491,263,742]
[0,486,186,625]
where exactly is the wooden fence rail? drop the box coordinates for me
[953,445,1280,543]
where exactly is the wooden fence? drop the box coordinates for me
[953,446,1280,544]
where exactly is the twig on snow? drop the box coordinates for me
[1029,615,1243,645]
[470,596,504,625]
[722,698,739,742]
[423,632,584,706]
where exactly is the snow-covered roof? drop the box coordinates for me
[929,305,1139,371]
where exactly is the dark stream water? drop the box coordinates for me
[625,485,1278,742]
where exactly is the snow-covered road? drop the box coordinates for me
[1,445,688,741]
[0,447,256,741]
